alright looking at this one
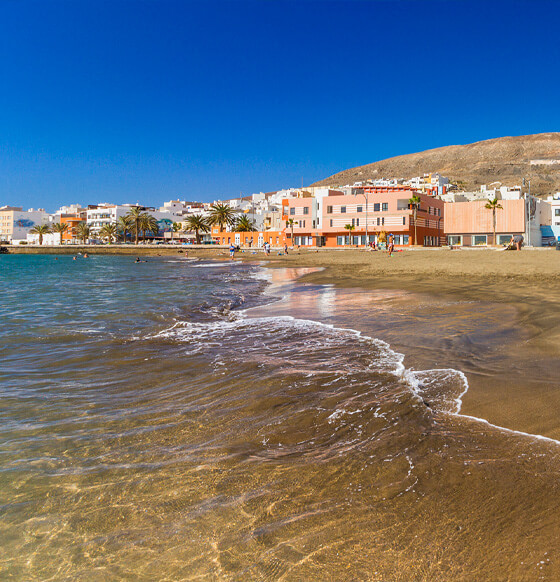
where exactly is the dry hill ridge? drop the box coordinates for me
[311,133,560,196]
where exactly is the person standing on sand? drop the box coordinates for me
[229,243,236,260]
[284,243,288,255]
[387,234,394,257]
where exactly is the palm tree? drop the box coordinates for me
[344,223,355,245]
[170,221,182,243]
[208,203,237,231]
[185,214,210,244]
[138,214,159,242]
[51,222,69,245]
[137,213,149,243]
[485,198,503,245]
[126,207,144,245]
[30,224,51,245]
[235,215,257,232]
[76,222,90,245]
[117,215,132,243]
[408,194,421,245]
[287,219,295,244]
[99,223,117,244]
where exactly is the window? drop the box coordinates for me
[374,203,380,212]
[448,235,462,246]
[498,235,511,245]
[403,217,406,225]
[377,217,380,226]
[382,203,388,211]
[403,235,409,245]
[330,219,333,227]
[290,207,295,215]
[337,235,345,246]
[474,235,487,245]
[327,206,333,214]
[356,218,360,227]
[341,206,346,213]
[382,217,385,226]
[357,206,363,213]
[351,218,355,226]
[303,207,309,215]
[312,220,316,228]
[555,209,560,216]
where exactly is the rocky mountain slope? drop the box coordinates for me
[311,133,560,195]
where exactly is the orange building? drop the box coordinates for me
[444,199,526,246]
[283,186,444,247]
[211,227,287,247]
[60,214,85,244]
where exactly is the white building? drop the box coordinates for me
[55,203,85,215]
[540,193,560,245]
[86,204,132,237]
[0,206,49,243]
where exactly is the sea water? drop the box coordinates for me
[1,254,559,581]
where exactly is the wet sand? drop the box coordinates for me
[241,248,560,441]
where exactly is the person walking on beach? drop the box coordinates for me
[387,234,394,257]
[284,243,288,255]
[264,241,271,256]
[229,243,236,260]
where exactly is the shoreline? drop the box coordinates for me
[6,247,560,440]
[241,249,560,441]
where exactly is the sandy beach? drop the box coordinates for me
[4,248,560,580]
[8,245,560,440]
[249,247,560,441]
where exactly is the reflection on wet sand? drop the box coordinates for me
[251,267,560,441]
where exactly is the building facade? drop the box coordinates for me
[444,196,544,246]
[0,206,49,243]
[283,187,444,247]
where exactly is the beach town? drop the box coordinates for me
[5,0,560,580]
[2,172,560,250]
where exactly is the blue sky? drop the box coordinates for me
[1,0,559,211]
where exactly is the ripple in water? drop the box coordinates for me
[1,255,559,581]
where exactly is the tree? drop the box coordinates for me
[117,216,132,243]
[234,215,257,232]
[287,219,295,244]
[344,223,355,244]
[126,207,144,245]
[171,221,182,243]
[408,194,421,245]
[208,203,237,231]
[30,224,51,245]
[76,222,90,245]
[51,222,69,245]
[99,223,117,244]
[485,198,503,245]
[184,214,210,244]
[137,214,159,242]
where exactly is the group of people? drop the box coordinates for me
[229,240,278,259]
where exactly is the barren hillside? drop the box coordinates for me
[311,133,560,195]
